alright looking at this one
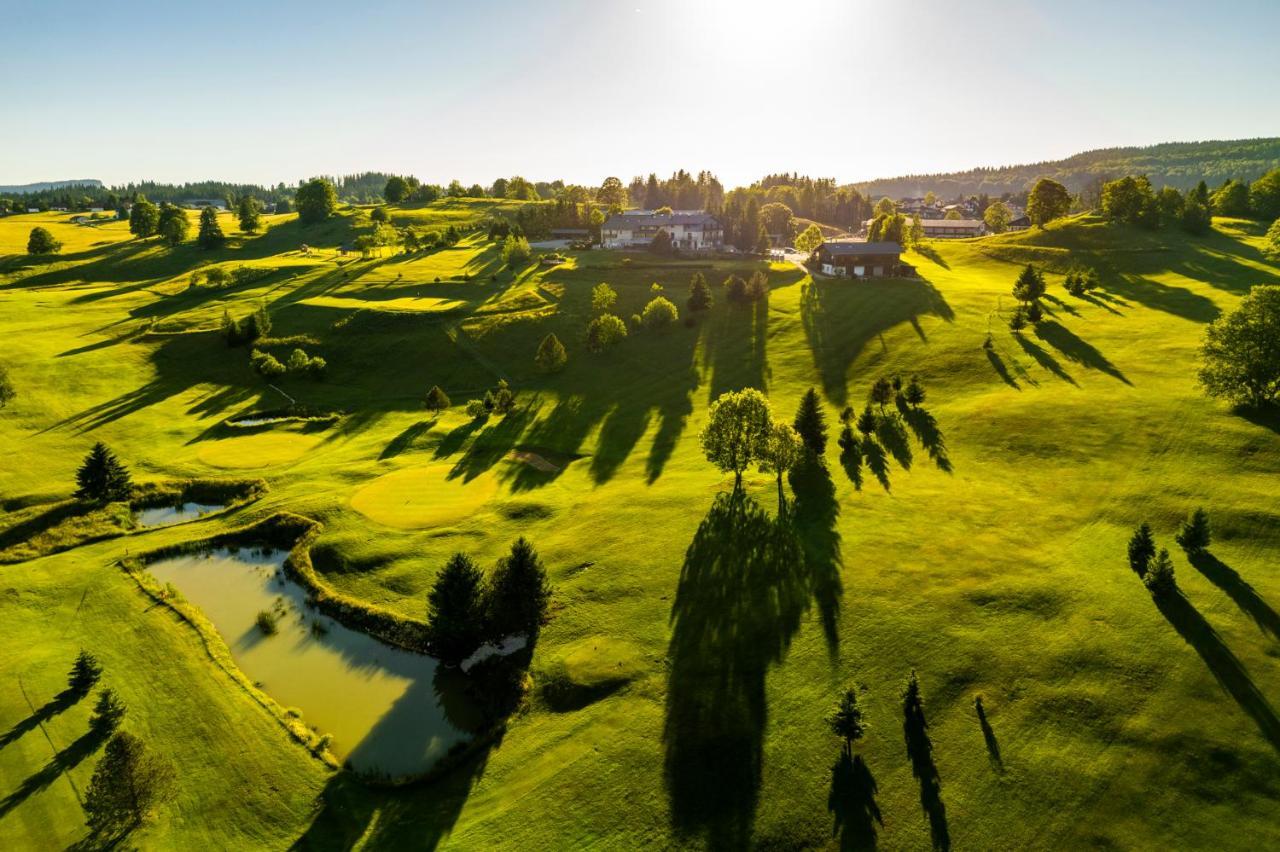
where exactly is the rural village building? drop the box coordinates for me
[1006,214,1031,231]
[814,240,905,277]
[919,218,985,238]
[601,210,723,250]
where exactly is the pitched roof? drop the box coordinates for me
[603,210,719,229]
[920,219,984,228]
[820,240,902,257]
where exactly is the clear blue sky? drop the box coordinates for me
[3,0,1277,189]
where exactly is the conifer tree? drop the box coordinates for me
[687,272,713,313]
[197,206,225,249]
[89,688,127,734]
[905,376,926,407]
[0,363,15,410]
[1127,523,1156,577]
[75,443,133,502]
[828,687,867,747]
[1143,548,1177,594]
[424,385,451,413]
[793,387,827,456]
[427,553,487,665]
[535,333,568,373]
[869,377,894,412]
[1175,508,1211,554]
[69,650,103,693]
[487,538,552,639]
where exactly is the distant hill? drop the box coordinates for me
[853,138,1280,198]
[0,179,103,195]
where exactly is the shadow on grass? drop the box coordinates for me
[0,687,83,750]
[379,419,436,460]
[1034,321,1131,385]
[828,746,882,851]
[789,458,843,656]
[1152,587,1280,752]
[0,728,107,819]
[904,678,950,851]
[897,401,952,473]
[985,347,1020,389]
[1014,331,1077,386]
[663,490,809,848]
[1189,551,1280,641]
[974,696,1003,774]
[1236,403,1280,436]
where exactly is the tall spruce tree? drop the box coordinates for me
[75,443,132,502]
[1175,508,1211,554]
[427,553,487,665]
[1127,523,1156,577]
[535,333,568,373]
[487,538,552,639]
[197,206,225,249]
[687,272,713,313]
[793,387,827,455]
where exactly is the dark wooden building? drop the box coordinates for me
[814,240,904,277]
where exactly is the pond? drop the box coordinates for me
[147,547,473,776]
[133,502,226,528]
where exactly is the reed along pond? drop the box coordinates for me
[147,547,473,776]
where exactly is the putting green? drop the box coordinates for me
[197,433,321,469]
[350,462,500,528]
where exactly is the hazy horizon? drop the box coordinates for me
[4,0,1279,189]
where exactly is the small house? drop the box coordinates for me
[814,240,903,277]
[1006,215,1031,232]
[920,219,985,238]
[600,210,723,251]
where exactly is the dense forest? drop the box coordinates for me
[854,138,1280,198]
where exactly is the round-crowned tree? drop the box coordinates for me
[296,178,337,224]
[1198,285,1280,407]
[641,296,678,330]
[700,387,774,487]
[27,226,62,255]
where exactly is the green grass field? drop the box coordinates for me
[1,204,1279,849]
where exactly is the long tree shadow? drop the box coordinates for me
[663,491,809,849]
[705,293,769,400]
[0,687,84,750]
[985,347,1020,390]
[897,400,953,472]
[828,746,882,851]
[789,458,843,656]
[1189,551,1280,641]
[875,413,913,472]
[1152,588,1280,752]
[1034,321,1131,385]
[801,276,953,407]
[0,727,107,819]
[862,437,892,492]
[974,696,1003,774]
[1013,332,1077,386]
[903,677,950,851]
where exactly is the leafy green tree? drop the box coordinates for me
[794,223,824,254]
[424,385,451,413]
[754,222,771,254]
[296,178,337,224]
[869,377,894,412]
[157,204,189,246]
[641,296,678,329]
[27,226,62,254]
[828,687,867,747]
[1128,523,1156,577]
[723,274,748,303]
[909,213,924,245]
[238,196,262,232]
[129,197,159,238]
[370,206,389,223]
[89,688,126,734]
[591,282,618,314]
[500,233,531,265]
[687,272,713,313]
[759,421,803,506]
[586,313,627,352]
[1181,193,1212,235]
[250,350,286,378]
[983,201,1011,234]
[1027,178,1071,226]
[488,379,514,415]
[1175,507,1211,554]
[384,175,410,204]
[597,176,627,207]
[535,333,568,373]
[0,363,14,410]
[944,209,962,221]
[873,197,896,217]
[1155,186,1185,226]
[427,553,488,664]
[650,229,675,255]
[275,197,292,214]
[1143,548,1177,594]
[1251,168,1280,220]
[197,206,225,249]
[69,650,103,693]
[793,387,827,456]
[75,442,132,502]
[1198,285,1280,407]
[700,388,774,487]
[83,732,176,835]
[1210,179,1252,217]
[1265,217,1280,260]
[1191,180,1210,207]
[1100,176,1155,225]
[487,538,552,639]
